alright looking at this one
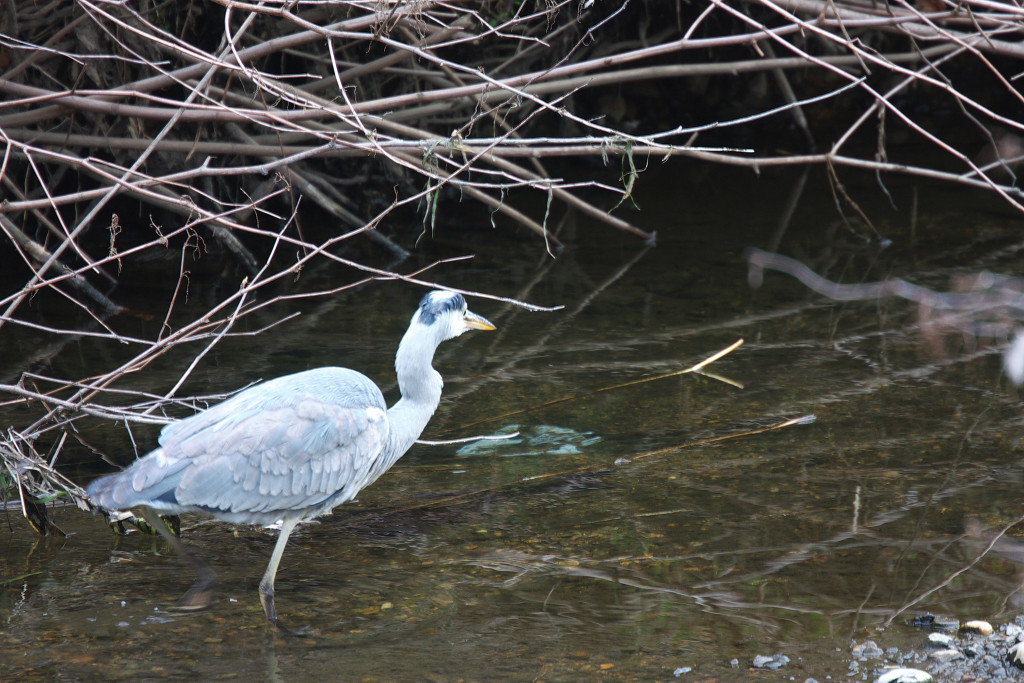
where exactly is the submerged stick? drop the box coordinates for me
[347,416,816,522]
[627,414,817,463]
[744,247,1024,312]
[456,339,745,431]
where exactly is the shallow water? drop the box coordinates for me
[4,162,1024,680]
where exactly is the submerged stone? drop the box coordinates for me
[875,668,933,683]
[752,653,790,669]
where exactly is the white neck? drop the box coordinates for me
[373,321,444,481]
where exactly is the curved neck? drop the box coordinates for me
[376,322,444,479]
[394,321,443,406]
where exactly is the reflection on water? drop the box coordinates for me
[4,164,1024,680]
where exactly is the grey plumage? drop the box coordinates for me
[87,290,495,629]
[89,368,388,524]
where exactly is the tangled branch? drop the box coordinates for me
[2,0,1024,525]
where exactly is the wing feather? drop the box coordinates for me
[123,367,390,518]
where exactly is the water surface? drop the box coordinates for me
[4,162,1024,680]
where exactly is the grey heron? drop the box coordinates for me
[87,290,495,630]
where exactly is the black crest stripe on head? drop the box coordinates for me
[418,291,465,325]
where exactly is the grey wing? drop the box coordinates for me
[159,367,389,516]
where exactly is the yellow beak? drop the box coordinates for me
[465,310,496,331]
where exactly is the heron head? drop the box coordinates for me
[415,290,495,341]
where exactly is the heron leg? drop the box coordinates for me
[140,507,216,612]
[259,518,299,631]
